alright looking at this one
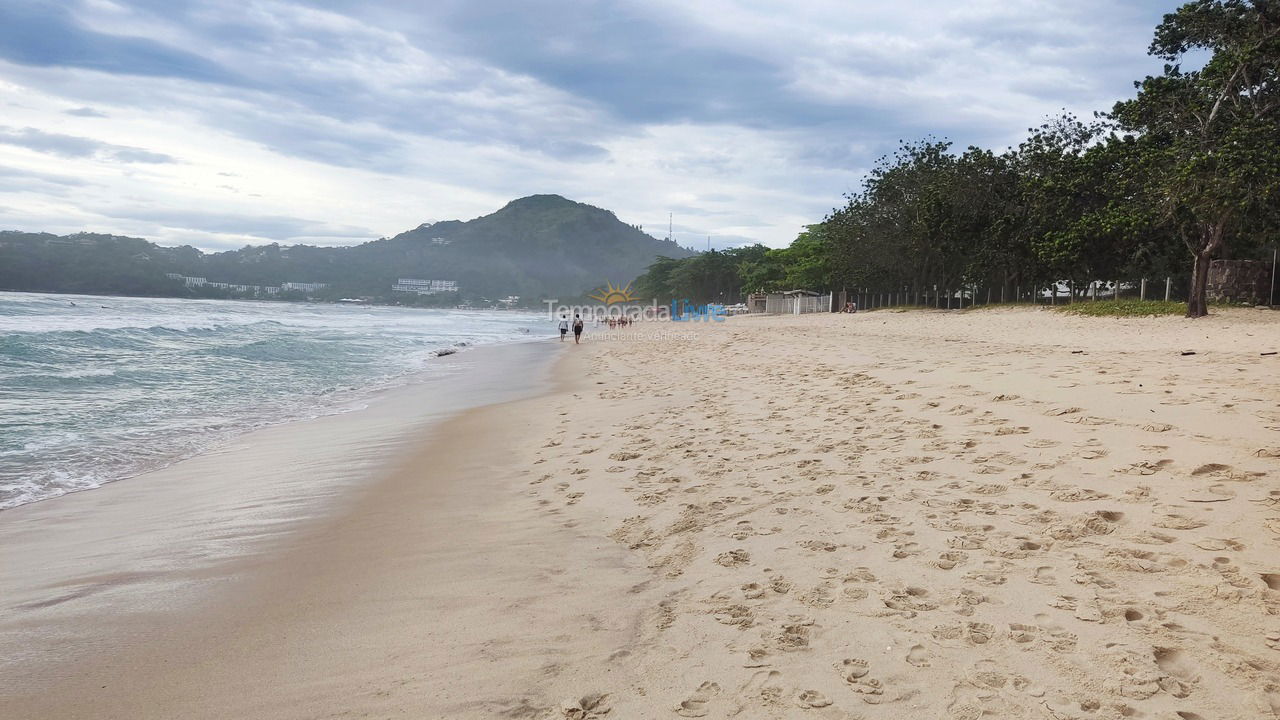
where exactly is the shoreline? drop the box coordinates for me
[0,339,573,715]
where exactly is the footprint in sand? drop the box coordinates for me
[715,549,750,567]
[906,644,931,666]
[891,541,921,559]
[1192,537,1245,551]
[849,677,886,704]
[948,701,984,720]
[675,682,721,717]
[560,693,611,719]
[1263,684,1280,717]
[1189,462,1227,476]
[794,690,832,709]
[836,657,869,681]
[1155,513,1207,530]
[776,620,813,652]
[931,622,996,647]
[1153,647,1198,698]
[1050,486,1109,502]
[1008,623,1038,643]
[1114,460,1170,476]
[1183,484,1235,503]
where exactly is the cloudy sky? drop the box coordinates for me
[0,0,1173,252]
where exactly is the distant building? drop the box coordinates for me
[281,282,329,292]
[164,273,287,296]
[392,278,458,294]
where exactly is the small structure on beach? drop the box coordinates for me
[763,290,831,314]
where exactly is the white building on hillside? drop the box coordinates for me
[281,282,328,292]
[392,278,459,294]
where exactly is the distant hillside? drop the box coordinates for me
[0,195,695,303]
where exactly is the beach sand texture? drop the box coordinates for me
[5,306,1280,719]
[530,307,1280,719]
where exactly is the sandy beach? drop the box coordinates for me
[5,306,1280,719]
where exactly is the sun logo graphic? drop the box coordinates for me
[589,280,639,305]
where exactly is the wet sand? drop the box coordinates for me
[6,307,1280,719]
[1,340,649,718]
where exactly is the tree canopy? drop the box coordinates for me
[635,1,1280,316]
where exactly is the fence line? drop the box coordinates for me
[836,278,1188,311]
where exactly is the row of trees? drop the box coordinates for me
[634,0,1279,317]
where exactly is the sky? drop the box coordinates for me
[0,0,1176,252]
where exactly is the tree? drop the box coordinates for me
[632,255,683,302]
[1110,0,1280,316]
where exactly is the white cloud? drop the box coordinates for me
[0,0,1170,251]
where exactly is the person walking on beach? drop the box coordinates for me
[573,314,584,344]
[558,314,570,341]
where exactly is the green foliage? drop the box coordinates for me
[633,245,773,303]
[1109,0,1280,316]
[632,1,1278,318]
[1056,300,1188,317]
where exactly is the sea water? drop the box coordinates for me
[0,292,547,509]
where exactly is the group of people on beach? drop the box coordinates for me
[558,312,639,344]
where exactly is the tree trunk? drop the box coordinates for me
[1187,250,1212,318]
[1185,221,1226,318]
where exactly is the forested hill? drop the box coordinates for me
[377,194,693,298]
[0,195,694,303]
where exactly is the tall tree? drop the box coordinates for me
[1111,0,1280,316]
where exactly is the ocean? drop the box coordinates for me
[0,292,546,510]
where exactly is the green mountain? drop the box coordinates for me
[0,195,694,303]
